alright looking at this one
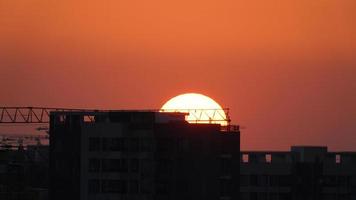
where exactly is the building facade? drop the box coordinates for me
[0,145,49,200]
[240,146,356,200]
[50,111,240,200]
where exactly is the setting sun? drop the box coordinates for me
[161,93,228,126]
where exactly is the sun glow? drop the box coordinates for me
[160,93,228,126]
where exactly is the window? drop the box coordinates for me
[338,176,350,186]
[157,158,172,174]
[257,175,268,186]
[58,115,66,123]
[89,138,101,152]
[102,138,127,151]
[178,139,189,152]
[250,175,258,186]
[88,159,101,172]
[323,175,337,186]
[266,154,272,163]
[88,179,100,194]
[242,154,249,163]
[102,159,128,172]
[84,115,95,123]
[140,179,152,194]
[240,192,249,200]
[101,180,127,193]
[270,176,279,186]
[240,175,249,186]
[279,175,292,186]
[279,193,292,200]
[156,181,169,194]
[220,179,232,196]
[140,138,153,152]
[336,154,341,164]
[269,175,291,187]
[250,192,257,200]
[129,180,139,194]
[221,158,232,174]
[130,159,139,172]
[130,138,139,152]
[157,139,174,152]
[176,180,188,193]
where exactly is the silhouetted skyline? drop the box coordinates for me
[1,1,356,151]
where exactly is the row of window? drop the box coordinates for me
[240,192,292,200]
[88,137,195,152]
[89,138,145,152]
[88,179,139,194]
[240,175,292,187]
[241,154,272,163]
[240,175,354,187]
[88,179,233,195]
[89,180,205,195]
[89,158,139,173]
[240,192,355,200]
[241,154,345,164]
[88,157,233,176]
[88,179,168,195]
[320,175,353,187]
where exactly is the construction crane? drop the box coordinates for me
[0,107,93,123]
[0,107,87,150]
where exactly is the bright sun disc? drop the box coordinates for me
[160,93,228,126]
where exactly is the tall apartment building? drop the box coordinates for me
[240,146,356,200]
[49,111,240,200]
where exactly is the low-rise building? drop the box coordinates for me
[240,146,356,200]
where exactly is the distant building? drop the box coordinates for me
[240,146,356,200]
[0,146,49,200]
[50,111,240,200]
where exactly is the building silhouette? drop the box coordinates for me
[49,111,240,200]
[48,110,356,200]
[240,146,356,200]
[0,145,49,200]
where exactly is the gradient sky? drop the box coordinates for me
[1,0,355,150]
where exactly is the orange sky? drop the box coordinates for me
[1,0,355,150]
